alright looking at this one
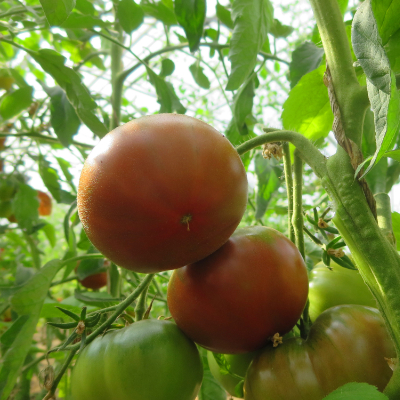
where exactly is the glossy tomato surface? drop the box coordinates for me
[244,305,395,400]
[207,351,257,397]
[167,226,309,354]
[71,319,203,400]
[77,114,248,273]
[308,261,376,321]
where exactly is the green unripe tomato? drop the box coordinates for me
[308,261,376,322]
[71,319,203,400]
[207,351,257,397]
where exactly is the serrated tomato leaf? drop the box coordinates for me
[39,0,76,26]
[352,0,400,177]
[226,0,273,91]
[283,65,333,141]
[175,0,206,52]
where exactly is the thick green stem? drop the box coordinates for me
[51,274,155,353]
[375,193,396,247]
[282,142,295,242]
[135,280,151,321]
[237,130,327,178]
[110,7,124,130]
[292,152,305,259]
[323,150,400,398]
[309,0,368,146]
[43,348,78,400]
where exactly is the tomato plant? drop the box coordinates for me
[167,226,308,354]
[207,351,257,398]
[71,319,203,400]
[308,261,376,321]
[77,113,248,273]
[244,305,395,400]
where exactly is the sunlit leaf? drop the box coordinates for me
[282,65,333,142]
[352,0,400,177]
[175,0,206,52]
[39,0,75,26]
[226,0,273,90]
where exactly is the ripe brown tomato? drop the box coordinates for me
[244,305,395,399]
[37,191,52,216]
[167,226,309,354]
[75,261,108,290]
[77,114,248,273]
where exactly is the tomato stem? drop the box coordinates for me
[135,277,152,321]
[236,130,327,178]
[282,142,295,242]
[43,348,78,400]
[292,151,305,259]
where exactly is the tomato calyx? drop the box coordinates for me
[271,333,283,348]
[180,214,192,231]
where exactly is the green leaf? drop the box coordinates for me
[322,382,388,399]
[0,86,33,120]
[76,0,96,15]
[226,0,273,90]
[175,0,206,52]
[41,222,57,248]
[39,0,76,26]
[160,58,175,76]
[30,49,107,138]
[337,0,349,15]
[146,67,186,113]
[197,348,226,400]
[289,41,324,88]
[225,120,255,169]
[392,211,400,251]
[56,157,76,192]
[76,254,104,280]
[40,303,83,319]
[38,156,76,204]
[254,154,282,219]
[384,149,400,162]
[233,74,256,135]
[141,0,177,25]
[216,2,233,29]
[282,65,333,142]
[55,306,81,321]
[352,0,400,177]
[12,184,39,231]
[74,290,123,308]
[61,12,107,29]
[189,63,210,89]
[270,19,294,38]
[0,315,29,349]
[117,0,144,34]
[371,0,400,45]
[0,260,62,400]
[41,84,81,147]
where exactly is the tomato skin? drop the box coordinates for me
[78,272,107,289]
[71,319,203,400]
[309,261,376,321]
[207,351,257,397]
[244,305,395,400]
[77,114,248,273]
[167,226,309,354]
[37,191,52,216]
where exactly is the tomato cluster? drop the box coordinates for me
[75,115,392,400]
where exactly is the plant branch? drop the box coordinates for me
[309,0,367,146]
[50,274,154,353]
[236,130,327,178]
[43,348,78,400]
[282,142,295,242]
[292,151,305,259]
[0,132,94,150]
